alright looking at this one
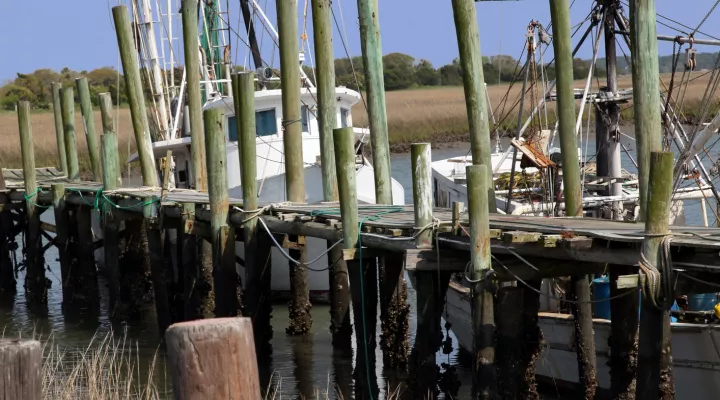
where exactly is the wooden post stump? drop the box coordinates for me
[0,339,41,400]
[166,318,261,400]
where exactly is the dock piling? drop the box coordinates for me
[311,0,352,347]
[145,196,171,333]
[569,275,598,398]
[17,101,47,306]
[60,87,79,180]
[357,0,392,204]
[165,318,261,399]
[637,151,675,399]
[450,0,497,209]
[180,0,207,191]
[75,204,99,310]
[466,164,496,397]
[76,77,102,181]
[233,72,273,346]
[334,126,379,398]
[277,0,312,335]
[112,5,159,187]
[630,0,662,219]
[204,108,238,317]
[101,133,121,315]
[99,92,122,187]
[410,143,441,395]
[51,82,67,173]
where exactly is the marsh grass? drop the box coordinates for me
[2,72,715,174]
[42,331,162,400]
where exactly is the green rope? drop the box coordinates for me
[65,187,159,211]
[23,188,51,209]
[309,205,404,398]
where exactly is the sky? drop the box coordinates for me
[1,0,720,83]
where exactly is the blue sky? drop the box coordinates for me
[1,0,718,83]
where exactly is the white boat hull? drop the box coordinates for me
[443,280,720,398]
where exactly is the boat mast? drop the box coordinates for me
[139,0,170,136]
[598,0,623,221]
[240,0,263,70]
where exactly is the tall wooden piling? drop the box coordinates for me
[334,126,378,398]
[637,151,674,400]
[277,0,311,335]
[204,108,238,317]
[112,5,158,187]
[233,72,272,346]
[51,82,68,173]
[181,0,207,191]
[0,339,42,400]
[17,101,47,306]
[101,133,122,315]
[549,0,582,216]
[466,164,496,398]
[60,87,80,180]
[450,0,497,210]
[357,0,392,204]
[165,318,261,400]
[410,143,439,396]
[76,77,101,181]
[630,0,662,219]
[549,0,597,393]
[311,0,352,347]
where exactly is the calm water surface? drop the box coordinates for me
[1,133,717,398]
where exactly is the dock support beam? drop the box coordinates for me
[100,126,122,317]
[112,5,159,187]
[18,101,47,306]
[549,1,598,394]
[379,253,409,367]
[233,72,273,348]
[466,164,496,398]
[451,0,497,209]
[410,143,442,396]
[610,263,640,399]
[569,275,598,398]
[335,126,378,399]
[145,197,171,333]
[204,108,238,317]
[60,87,79,180]
[76,204,99,310]
[637,152,675,400]
[277,0,311,335]
[181,0,207,191]
[630,0,662,219]
[51,82,67,173]
[0,175,15,295]
[76,77,101,181]
[311,0,352,348]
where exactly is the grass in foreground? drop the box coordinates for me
[42,331,162,399]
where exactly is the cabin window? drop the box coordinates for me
[301,106,309,132]
[256,109,277,137]
[228,116,238,142]
[340,108,349,128]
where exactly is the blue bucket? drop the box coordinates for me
[688,293,718,311]
[592,276,611,319]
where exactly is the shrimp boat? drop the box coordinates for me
[424,1,720,397]
[121,0,404,300]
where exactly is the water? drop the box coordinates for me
[1,133,718,398]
